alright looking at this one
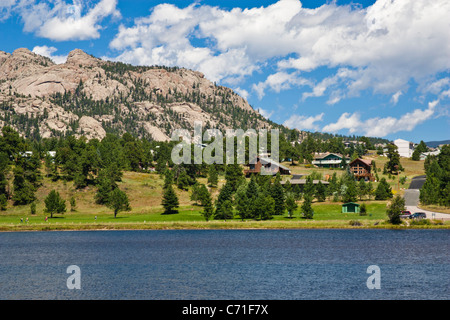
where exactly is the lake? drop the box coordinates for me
[0,229,448,300]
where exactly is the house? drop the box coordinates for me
[342,202,360,213]
[244,156,291,176]
[420,150,440,161]
[280,177,329,191]
[311,152,349,168]
[349,158,374,181]
[394,139,414,158]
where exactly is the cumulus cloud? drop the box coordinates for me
[13,0,121,41]
[322,100,440,137]
[0,0,16,21]
[283,112,324,131]
[252,71,310,99]
[32,45,67,64]
[106,0,450,102]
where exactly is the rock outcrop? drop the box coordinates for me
[0,48,294,142]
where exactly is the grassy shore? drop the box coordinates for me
[1,155,449,232]
[1,202,448,232]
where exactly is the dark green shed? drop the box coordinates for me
[342,202,360,213]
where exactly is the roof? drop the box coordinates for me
[342,202,360,206]
[349,158,372,166]
[247,156,291,172]
[280,179,329,185]
[313,152,345,160]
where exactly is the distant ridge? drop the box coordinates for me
[425,140,450,148]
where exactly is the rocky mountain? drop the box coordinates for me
[0,48,302,142]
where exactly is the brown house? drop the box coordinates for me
[244,156,291,177]
[349,158,374,181]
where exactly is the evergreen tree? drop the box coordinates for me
[375,178,393,200]
[44,190,66,218]
[285,192,298,218]
[387,195,405,225]
[357,179,367,200]
[0,194,7,211]
[255,193,275,220]
[201,188,214,221]
[342,174,357,203]
[215,182,234,219]
[108,188,131,218]
[301,193,314,219]
[95,168,117,205]
[163,169,173,189]
[176,169,190,190]
[12,166,36,205]
[235,183,250,221]
[225,163,244,192]
[162,184,179,214]
[384,144,402,174]
[207,165,218,187]
[270,173,286,215]
[315,181,326,202]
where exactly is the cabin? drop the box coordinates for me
[342,202,360,213]
[311,153,349,168]
[349,158,374,181]
[244,156,291,176]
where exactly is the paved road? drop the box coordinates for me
[404,176,449,220]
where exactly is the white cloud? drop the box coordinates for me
[252,71,310,99]
[0,0,16,21]
[105,0,449,103]
[257,108,274,119]
[322,100,440,137]
[283,112,324,131]
[32,45,67,64]
[14,0,120,41]
[390,90,402,105]
[233,87,250,101]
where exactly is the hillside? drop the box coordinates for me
[0,48,301,141]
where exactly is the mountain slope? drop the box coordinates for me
[0,48,296,142]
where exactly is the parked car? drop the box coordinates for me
[400,211,411,218]
[409,212,426,219]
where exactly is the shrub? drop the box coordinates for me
[359,203,367,216]
[349,220,363,226]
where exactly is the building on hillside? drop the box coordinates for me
[349,158,374,181]
[393,139,415,158]
[280,178,329,191]
[420,150,441,161]
[244,156,291,176]
[311,152,349,168]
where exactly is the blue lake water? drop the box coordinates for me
[0,229,448,300]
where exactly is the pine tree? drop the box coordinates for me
[271,173,285,215]
[215,182,234,219]
[108,188,131,218]
[375,178,393,200]
[201,187,214,221]
[315,181,326,202]
[162,184,179,214]
[301,193,314,219]
[44,190,66,218]
[207,165,218,187]
[285,192,298,218]
[387,195,405,225]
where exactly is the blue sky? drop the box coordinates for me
[1,0,449,143]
